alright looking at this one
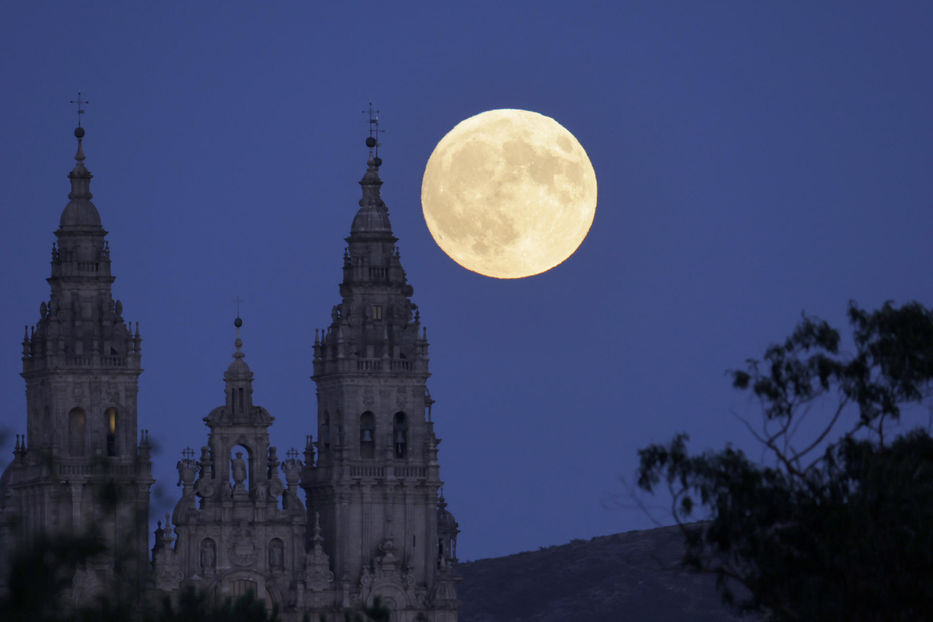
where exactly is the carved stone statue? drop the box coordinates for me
[269,538,284,572]
[200,538,216,573]
[197,446,211,479]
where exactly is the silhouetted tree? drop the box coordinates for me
[637,301,933,621]
[342,596,391,621]
[0,531,105,622]
[0,454,280,622]
[0,528,281,622]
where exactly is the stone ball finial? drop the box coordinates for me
[74,127,85,138]
[373,156,382,167]
[234,317,243,328]
[365,136,376,148]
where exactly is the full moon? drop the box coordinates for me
[421,109,598,279]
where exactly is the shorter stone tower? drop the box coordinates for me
[153,318,315,614]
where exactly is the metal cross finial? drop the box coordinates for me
[70,92,89,128]
[233,296,244,318]
[363,102,382,137]
[362,102,385,156]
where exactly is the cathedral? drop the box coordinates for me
[0,120,460,621]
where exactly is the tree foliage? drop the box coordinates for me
[0,531,281,622]
[0,521,391,622]
[0,477,282,622]
[637,301,933,621]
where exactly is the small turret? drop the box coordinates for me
[222,316,257,419]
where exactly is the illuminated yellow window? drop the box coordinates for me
[105,407,118,456]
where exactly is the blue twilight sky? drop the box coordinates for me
[1,2,932,561]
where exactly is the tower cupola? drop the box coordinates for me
[220,317,263,422]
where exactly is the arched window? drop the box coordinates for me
[360,412,375,459]
[393,412,408,458]
[105,407,118,456]
[68,408,86,457]
[321,412,331,449]
[269,538,284,571]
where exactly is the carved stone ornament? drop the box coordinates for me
[363,388,375,408]
[195,477,216,499]
[360,566,374,591]
[229,531,257,567]
[305,550,335,592]
[396,387,406,408]
[268,476,285,500]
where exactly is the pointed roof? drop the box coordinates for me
[60,126,102,230]
[350,137,394,238]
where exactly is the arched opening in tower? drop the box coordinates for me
[360,412,375,459]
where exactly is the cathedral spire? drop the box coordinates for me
[6,107,154,593]
[350,106,393,238]
[61,123,101,230]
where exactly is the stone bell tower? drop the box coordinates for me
[302,128,459,620]
[0,124,153,598]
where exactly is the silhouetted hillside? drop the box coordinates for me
[458,525,746,622]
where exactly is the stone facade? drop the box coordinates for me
[150,318,312,613]
[1,126,459,621]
